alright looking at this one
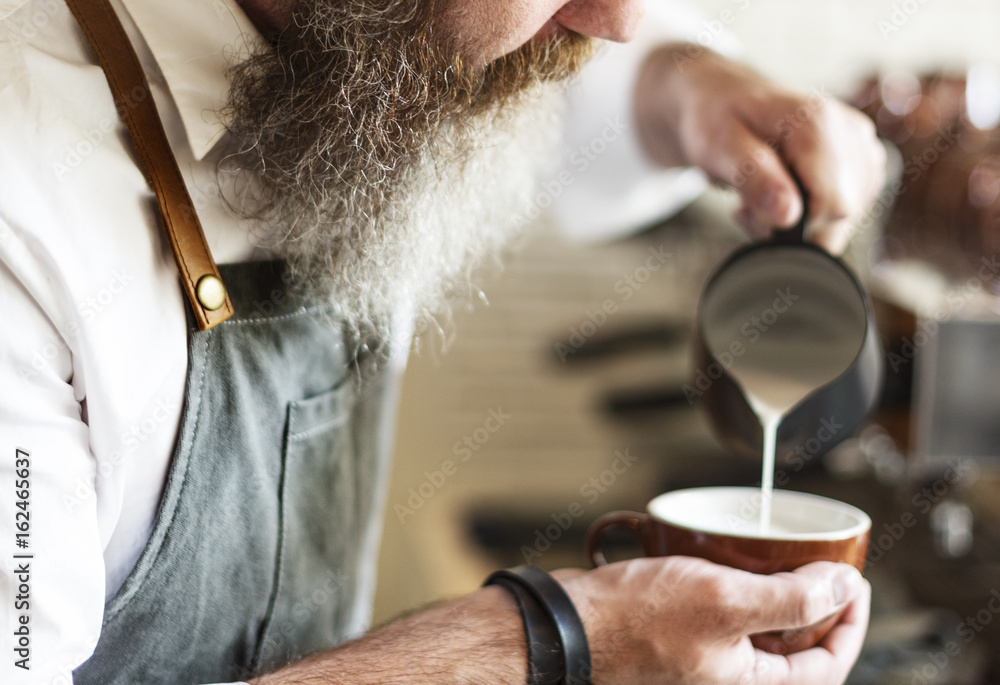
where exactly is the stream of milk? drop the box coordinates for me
[730,369,817,532]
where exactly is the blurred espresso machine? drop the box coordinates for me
[844,70,1000,685]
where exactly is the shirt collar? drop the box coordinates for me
[118,0,263,160]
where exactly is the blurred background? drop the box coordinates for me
[374,1,1000,683]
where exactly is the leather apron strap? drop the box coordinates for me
[65,0,234,331]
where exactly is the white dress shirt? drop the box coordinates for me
[0,0,705,682]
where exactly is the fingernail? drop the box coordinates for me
[762,189,779,212]
[832,570,854,605]
[761,189,786,221]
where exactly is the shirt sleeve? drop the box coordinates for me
[550,0,741,243]
[0,217,108,683]
[0,220,246,675]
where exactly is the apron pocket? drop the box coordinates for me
[253,381,358,673]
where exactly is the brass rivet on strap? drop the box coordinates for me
[196,274,227,311]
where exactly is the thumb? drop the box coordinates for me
[736,562,865,635]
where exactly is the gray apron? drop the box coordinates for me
[73,259,399,684]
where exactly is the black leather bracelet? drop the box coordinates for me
[487,577,563,685]
[484,565,592,685]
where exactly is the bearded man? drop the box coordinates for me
[0,0,883,683]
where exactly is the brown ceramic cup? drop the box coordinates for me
[586,487,871,654]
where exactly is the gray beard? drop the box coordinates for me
[218,0,591,343]
[224,87,564,342]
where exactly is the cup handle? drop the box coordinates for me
[586,511,650,568]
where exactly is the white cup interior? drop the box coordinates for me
[648,487,871,541]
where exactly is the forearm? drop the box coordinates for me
[249,586,527,684]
